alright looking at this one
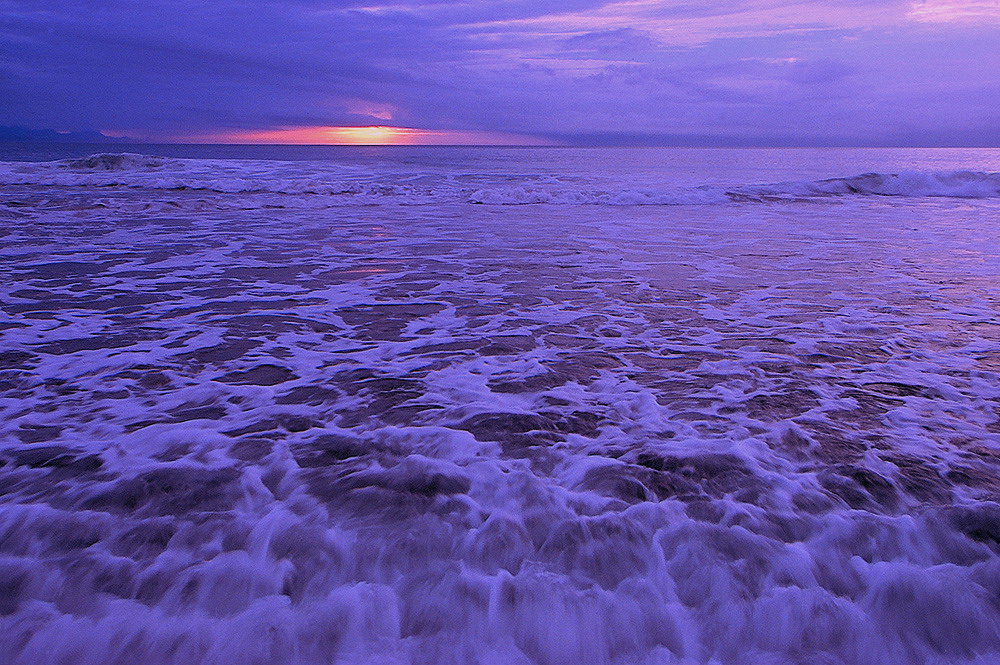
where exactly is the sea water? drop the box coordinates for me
[1,145,1000,665]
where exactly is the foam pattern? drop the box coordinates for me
[2,180,1000,664]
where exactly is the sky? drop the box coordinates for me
[1,0,999,145]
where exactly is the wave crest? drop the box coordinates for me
[759,171,1000,200]
[2,153,999,205]
[61,153,175,171]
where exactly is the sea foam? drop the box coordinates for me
[4,150,1000,664]
[1,153,998,205]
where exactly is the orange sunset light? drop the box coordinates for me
[189,126,555,146]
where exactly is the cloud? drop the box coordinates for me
[910,0,1000,22]
[560,28,663,56]
[0,0,998,144]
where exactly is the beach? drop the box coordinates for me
[2,146,1000,664]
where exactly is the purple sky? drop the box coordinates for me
[2,0,999,145]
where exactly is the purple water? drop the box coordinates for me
[2,146,1000,664]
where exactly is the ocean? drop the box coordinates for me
[2,144,1000,665]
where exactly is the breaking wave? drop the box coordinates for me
[1,152,999,205]
[62,152,177,171]
[5,151,1000,664]
[747,171,1000,200]
[469,171,1000,204]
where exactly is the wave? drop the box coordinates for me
[62,153,177,171]
[749,171,1000,200]
[2,152,999,205]
[470,172,1000,205]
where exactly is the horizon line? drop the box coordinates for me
[143,143,1000,149]
[4,139,1000,149]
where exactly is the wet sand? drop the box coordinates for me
[3,184,1000,664]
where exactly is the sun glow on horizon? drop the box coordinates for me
[185,125,555,146]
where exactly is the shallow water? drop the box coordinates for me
[3,149,1000,664]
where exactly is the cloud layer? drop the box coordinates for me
[1,0,998,144]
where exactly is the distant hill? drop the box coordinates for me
[0,126,132,143]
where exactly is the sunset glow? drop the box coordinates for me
[187,126,555,146]
[6,0,1000,147]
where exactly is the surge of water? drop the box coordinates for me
[2,177,1000,664]
[1,152,999,205]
